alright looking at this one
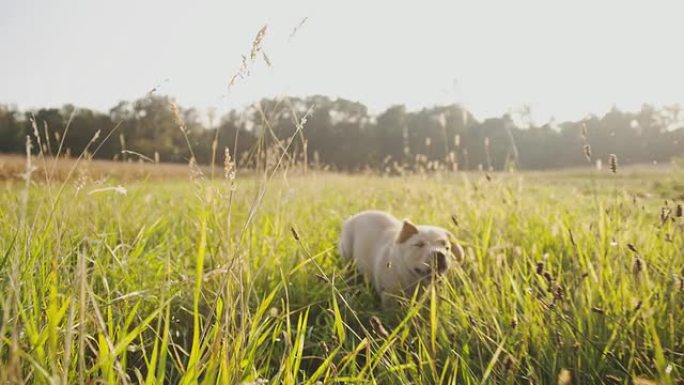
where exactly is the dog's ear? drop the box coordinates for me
[447,232,465,262]
[397,220,419,243]
[450,242,465,263]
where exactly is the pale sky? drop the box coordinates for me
[1,0,684,123]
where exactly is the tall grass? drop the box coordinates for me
[1,162,682,383]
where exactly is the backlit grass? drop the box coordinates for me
[0,168,683,384]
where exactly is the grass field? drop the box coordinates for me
[1,155,683,384]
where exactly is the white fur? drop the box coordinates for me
[339,210,461,308]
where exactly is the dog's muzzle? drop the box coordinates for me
[414,251,450,277]
[433,251,448,274]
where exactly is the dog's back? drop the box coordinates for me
[339,210,399,278]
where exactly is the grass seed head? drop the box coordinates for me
[224,147,236,186]
[633,257,643,275]
[609,154,618,173]
[262,51,271,67]
[290,226,300,241]
[188,157,203,181]
[169,102,185,132]
[450,214,459,227]
[660,207,671,225]
[554,286,564,301]
[250,25,268,61]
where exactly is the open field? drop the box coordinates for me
[0,160,683,384]
[0,154,208,183]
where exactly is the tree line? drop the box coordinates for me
[1,94,682,172]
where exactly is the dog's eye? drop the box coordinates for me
[413,241,426,248]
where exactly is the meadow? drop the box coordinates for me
[0,154,683,384]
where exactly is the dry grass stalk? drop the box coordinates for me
[370,316,389,338]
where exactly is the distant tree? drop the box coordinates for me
[61,106,114,158]
[0,95,682,171]
[0,105,23,152]
[375,105,408,168]
[110,95,192,162]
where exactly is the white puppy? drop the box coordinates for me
[339,210,464,308]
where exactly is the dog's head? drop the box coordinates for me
[395,219,464,279]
